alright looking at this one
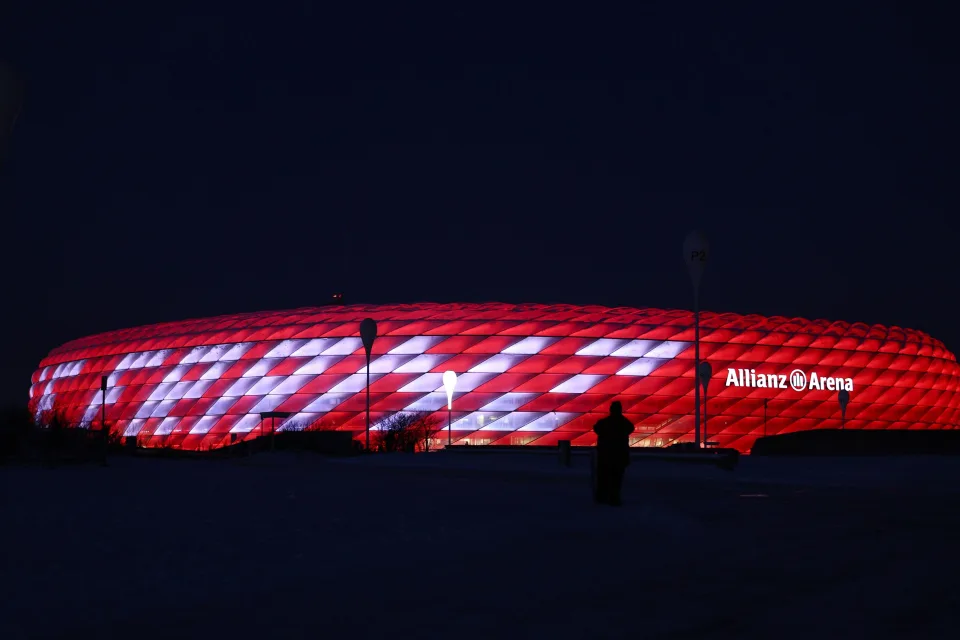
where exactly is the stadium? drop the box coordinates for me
[29,303,960,453]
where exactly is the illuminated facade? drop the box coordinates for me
[30,303,960,452]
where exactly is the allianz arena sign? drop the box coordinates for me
[725,368,854,393]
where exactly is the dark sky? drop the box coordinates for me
[1,1,957,407]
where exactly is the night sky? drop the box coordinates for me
[1,1,957,407]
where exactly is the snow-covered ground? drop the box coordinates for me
[2,452,959,639]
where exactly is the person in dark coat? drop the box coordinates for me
[592,401,635,505]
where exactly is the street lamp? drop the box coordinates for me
[360,318,378,452]
[763,397,768,437]
[683,231,709,448]
[100,375,108,466]
[698,361,712,448]
[443,370,457,447]
[838,389,850,430]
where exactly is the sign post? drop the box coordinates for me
[360,318,378,452]
[838,389,850,430]
[698,361,712,447]
[442,370,458,448]
[683,231,709,448]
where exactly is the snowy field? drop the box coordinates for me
[3,452,960,639]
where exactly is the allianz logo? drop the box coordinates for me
[725,368,854,392]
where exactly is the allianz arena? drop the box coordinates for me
[29,303,960,453]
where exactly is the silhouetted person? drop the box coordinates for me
[593,401,635,505]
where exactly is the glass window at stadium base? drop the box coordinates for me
[29,303,960,453]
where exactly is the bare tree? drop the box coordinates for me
[375,412,441,452]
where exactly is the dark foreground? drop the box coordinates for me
[2,453,959,639]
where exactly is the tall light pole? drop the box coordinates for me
[360,318,378,452]
[443,370,458,447]
[683,231,709,448]
[838,389,850,430]
[763,398,768,437]
[698,361,712,448]
[100,375,108,465]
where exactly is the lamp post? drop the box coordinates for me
[838,389,850,430]
[698,361,712,448]
[100,375,108,466]
[443,370,457,447]
[763,398,768,437]
[360,318,378,452]
[683,231,709,448]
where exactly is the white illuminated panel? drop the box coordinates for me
[246,376,284,396]
[225,378,259,397]
[611,340,659,358]
[517,412,578,432]
[282,413,317,430]
[265,340,308,359]
[147,350,174,367]
[208,397,238,415]
[243,359,280,378]
[303,394,348,412]
[576,339,630,356]
[39,366,52,382]
[151,400,177,418]
[114,353,138,371]
[183,380,213,399]
[329,373,383,393]
[388,336,445,354]
[447,372,497,392]
[251,394,288,414]
[154,417,181,436]
[230,414,262,434]
[271,375,313,395]
[478,412,545,431]
[130,352,152,369]
[403,391,451,412]
[163,365,193,383]
[294,355,343,375]
[199,361,231,381]
[322,337,363,355]
[106,387,123,403]
[135,402,158,419]
[198,345,228,363]
[359,354,415,374]
[644,341,690,359]
[181,346,213,365]
[149,383,177,402]
[67,360,86,376]
[449,412,507,431]
[617,358,667,377]
[123,419,146,437]
[502,337,557,355]
[219,342,253,361]
[291,339,337,357]
[399,373,444,393]
[394,353,452,373]
[469,354,527,373]
[188,416,218,435]
[480,393,539,412]
[550,374,606,394]
[164,381,194,401]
